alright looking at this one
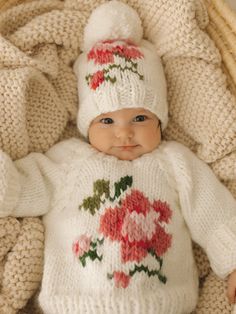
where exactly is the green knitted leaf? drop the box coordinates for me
[158,273,167,284]
[80,255,87,267]
[90,241,97,249]
[131,61,138,69]
[110,175,133,201]
[104,75,117,84]
[107,273,113,280]
[97,238,104,245]
[79,194,101,215]
[79,176,133,214]
[79,179,111,215]
[85,74,92,83]
[79,250,103,267]
[88,250,103,262]
[93,179,110,198]
[107,64,143,80]
[129,264,167,284]
[148,249,162,266]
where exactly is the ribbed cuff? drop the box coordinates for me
[0,153,20,217]
[39,285,198,314]
[207,217,236,279]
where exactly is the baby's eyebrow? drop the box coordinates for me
[135,108,150,113]
[99,114,112,119]
[93,114,113,122]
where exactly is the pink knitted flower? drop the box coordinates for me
[86,41,144,90]
[72,234,91,258]
[89,70,105,90]
[100,189,172,264]
[112,44,143,60]
[153,200,172,223]
[113,271,130,288]
[88,40,143,65]
[121,190,150,215]
[99,206,125,241]
[88,46,114,64]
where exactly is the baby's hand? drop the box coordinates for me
[227,269,236,304]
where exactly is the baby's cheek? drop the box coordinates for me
[144,131,161,151]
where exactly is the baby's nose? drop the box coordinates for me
[115,125,134,139]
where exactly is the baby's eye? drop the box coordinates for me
[133,115,147,122]
[100,117,114,124]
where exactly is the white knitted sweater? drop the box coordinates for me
[1,139,236,314]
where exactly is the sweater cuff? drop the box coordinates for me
[0,153,21,217]
[206,217,236,279]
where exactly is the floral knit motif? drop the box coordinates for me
[88,70,105,90]
[100,190,172,263]
[86,40,144,90]
[111,271,130,288]
[79,176,132,215]
[72,235,104,266]
[87,39,144,64]
[77,176,172,288]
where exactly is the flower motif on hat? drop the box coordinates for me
[86,40,144,90]
[87,39,143,65]
[89,70,105,90]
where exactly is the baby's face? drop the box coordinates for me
[88,108,161,161]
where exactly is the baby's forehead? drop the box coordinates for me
[95,108,157,118]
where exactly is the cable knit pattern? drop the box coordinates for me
[0,0,235,313]
[0,139,236,314]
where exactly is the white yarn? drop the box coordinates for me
[1,138,236,314]
[82,0,143,51]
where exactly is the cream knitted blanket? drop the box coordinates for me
[0,0,236,313]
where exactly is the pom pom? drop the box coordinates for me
[83,0,143,51]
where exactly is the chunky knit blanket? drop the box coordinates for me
[0,0,235,313]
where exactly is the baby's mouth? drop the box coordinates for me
[116,145,139,150]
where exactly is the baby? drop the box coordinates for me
[1,1,236,313]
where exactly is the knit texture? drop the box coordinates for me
[193,2,236,312]
[203,0,236,198]
[0,218,44,314]
[1,139,236,314]
[75,38,168,136]
[75,1,168,136]
[0,0,235,173]
[195,272,233,313]
[0,0,235,313]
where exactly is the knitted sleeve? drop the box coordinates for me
[166,141,236,279]
[0,138,83,218]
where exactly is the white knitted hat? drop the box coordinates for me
[73,0,168,137]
